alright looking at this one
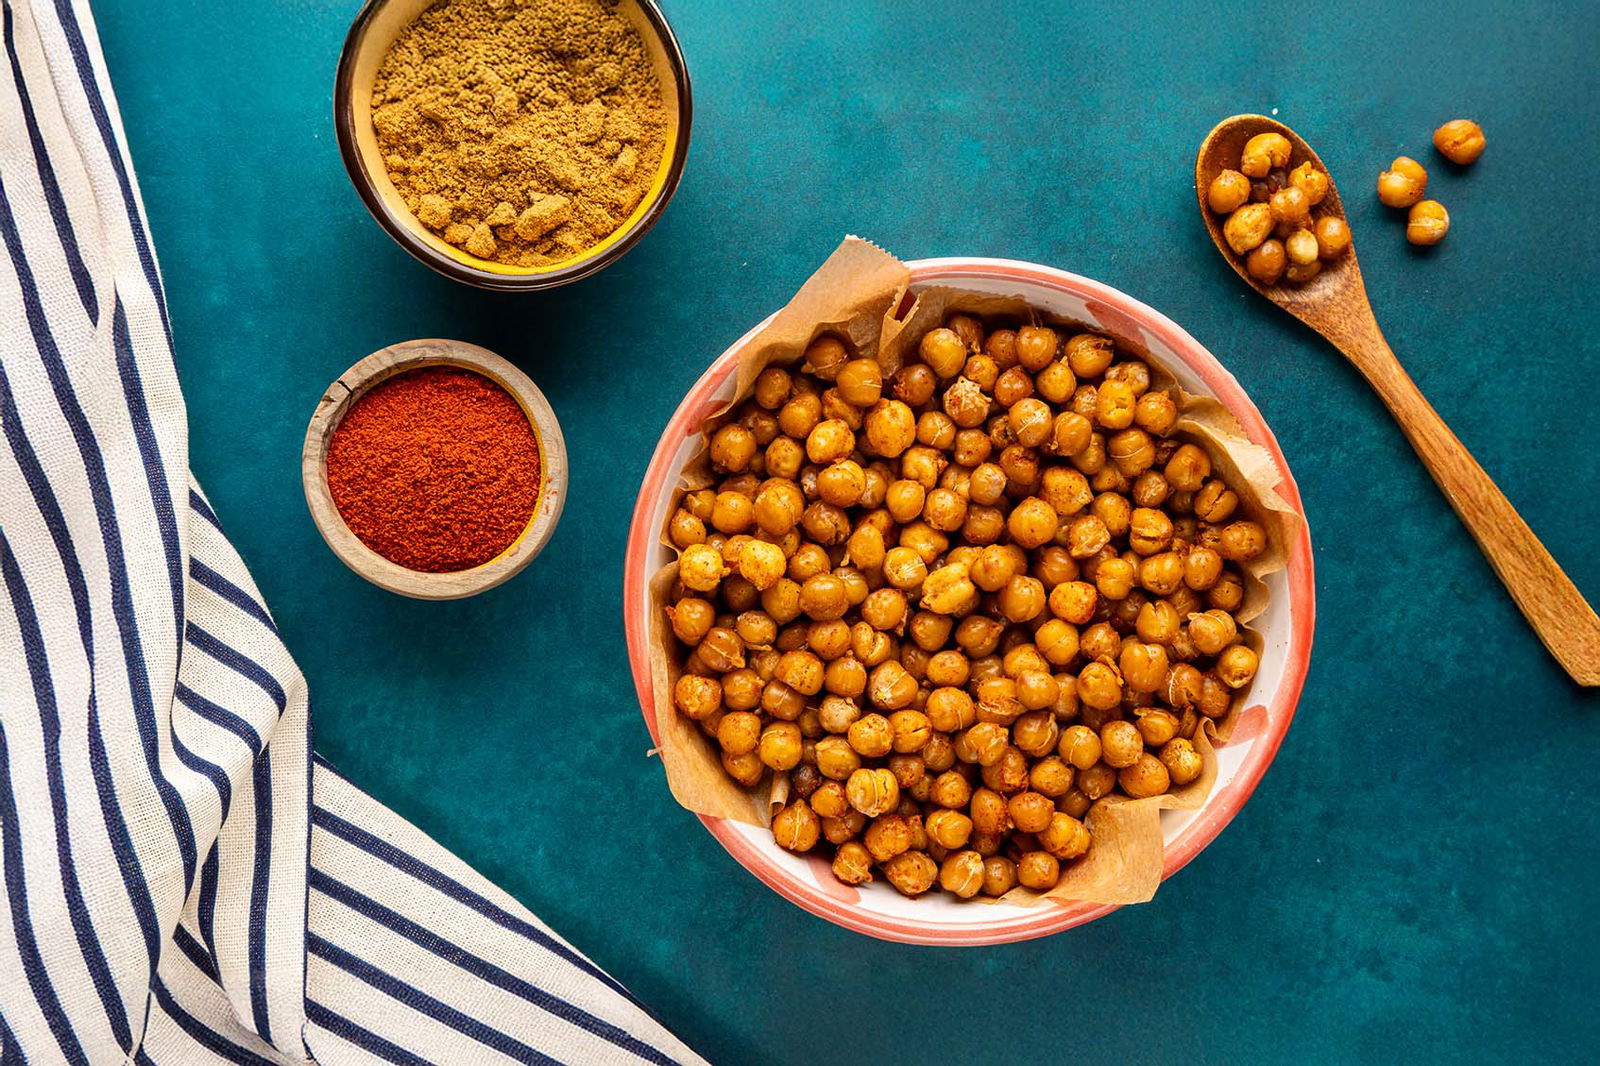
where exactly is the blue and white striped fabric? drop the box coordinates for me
[0,0,705,1062]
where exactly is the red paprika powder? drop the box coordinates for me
[326,366,541,572]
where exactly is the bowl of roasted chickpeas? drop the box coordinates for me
[624,258,1315,944]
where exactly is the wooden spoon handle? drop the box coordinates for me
[1339,328,1600,685]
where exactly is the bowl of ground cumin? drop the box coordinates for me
[334,0,690,290]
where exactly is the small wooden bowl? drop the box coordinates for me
[302,339,567,599]
[333,0,691,291]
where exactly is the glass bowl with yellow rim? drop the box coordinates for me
[333,0,691,291]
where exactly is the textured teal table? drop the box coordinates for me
[95,1,1598,1061]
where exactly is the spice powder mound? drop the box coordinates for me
[326,367,541,572]
[371,0,669,268]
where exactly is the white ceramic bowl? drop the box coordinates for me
[623,258,1315,944]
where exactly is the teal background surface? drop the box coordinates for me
[94,1,1598,1062]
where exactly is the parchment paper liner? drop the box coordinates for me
[647,238,1298,907]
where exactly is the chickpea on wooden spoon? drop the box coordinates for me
[1196,114,1600,686]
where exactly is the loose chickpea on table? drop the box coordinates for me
[664,314,1268,900]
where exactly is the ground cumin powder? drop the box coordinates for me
[371,0,668,268]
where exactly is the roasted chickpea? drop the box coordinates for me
[1207,168,1252,213]
[819,696,862,735]
[1208,570,1245,613]
[1119,642,1170,695]
[1218,520,1267,562]
[708,423,757,474]
[1269,185,1310,227]
[920,328,968,378]
[1288,161,1328,205]
[1064,333,1115,379]
[674,673,723,721]
[1136,599,1181,645]
[803,334,849,380]
[998,575,1047,623]
[1285,259,1321,284]
[1433,119,1485,165]
[1240,132,1291,178]
[1407,200,1449,246]
[1315,216,1351,260]
[1017,851,1061,891]
[752,480,805,536]
[1036,813,1090,862]
[772,800,820,851]
[1246,238,1287,285]
[964,355,1000,392]
[1193,479,1238,523]
[883,850,938,897]
[1164,443,1211,492]
[955,615,1005,658]
[1007,791,1056,834]
[667,597,716,645]
[992,366,1033,408]
[1188,609,1239,656]
[763,438,804,482]
[914,490,963,537]
[778,390,823,439]
[833,358,883,407]
[830,841,874,884]
[757,721,803,771]
[668,508,707,549]
[1048,580,1098,626]
[1285,227,1319,268]
[1065,514,1110,559]
[858,398,915,458]
[697,627,746,672]
[815,735,861,780]
[937,850,986,898]
[1098,720,1143,769]
[1007,497,1059,549]
[820,809,866,844]
[846,767,900,817]
[737,539,789,592]
[955,722,1010,768]
[1196,671,1232,719]
[1183,546,1223,591]
[981,855,1018,897]
[1119,752,1171,798]
[1005,398,1051,449]
[930,769,974,810]
[804,419,853,464]
[1076,662,1122,711]
[1161,737,1204,785]
[1224,203,1274,256]
[753,366,792,409]
[1163,662,1204,710]
[678,543,728,592]
[824,653,868,697]
[1135,707,1182,747]
[1007,325,1054,372]
[1377,156,1428,208]
[844,714,893,759]
[1216,643,1259,689]
[918,808,970,852]
[1095,556,1136,600]
[1093,380,1135,432]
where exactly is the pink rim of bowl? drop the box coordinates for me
[623,258,1316,945]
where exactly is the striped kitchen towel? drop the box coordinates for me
[0,0,705,1062]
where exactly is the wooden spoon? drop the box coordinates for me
[1196,113,1600,686]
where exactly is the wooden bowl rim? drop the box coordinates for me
[301,339,568,599]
